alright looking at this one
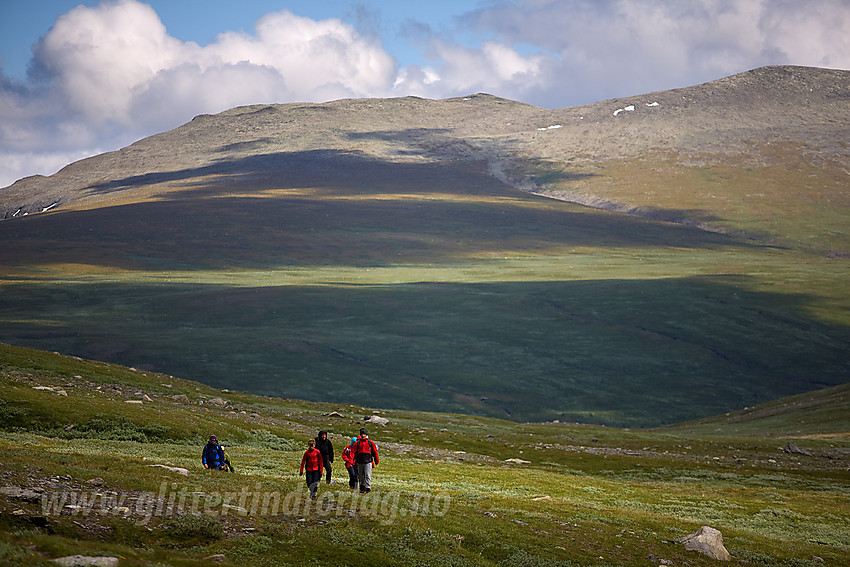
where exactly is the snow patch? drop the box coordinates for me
[42,202,59,212]
[646,101,659,107]
[613,105,635,116]
[537,124,563,131]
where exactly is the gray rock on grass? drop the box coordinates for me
[676,525,731,560]
[52,556,119,567]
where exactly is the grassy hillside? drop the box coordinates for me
[0,161,847,426]
[663,382,850,438]
[0,66,848,426]
[0,343,847,566]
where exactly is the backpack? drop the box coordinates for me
[223,447,235,472]
[355,438,375,464]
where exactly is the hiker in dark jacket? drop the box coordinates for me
[202,435,226,470]
[353,428,379,493]
[315,430,334,484]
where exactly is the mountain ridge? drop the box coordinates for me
[4,65,848,225]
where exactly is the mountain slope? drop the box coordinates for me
[0,66,848,426]
[4,65,849,250]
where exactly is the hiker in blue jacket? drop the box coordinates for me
[202,434,227,470]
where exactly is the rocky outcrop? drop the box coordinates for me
[676,526,731,561]
[0,486,44,502]
[52,556,119,567]
[784,442,812,456]
[148,464,189,476]
[364,415,389,426]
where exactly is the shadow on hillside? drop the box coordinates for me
[1,190,754,272]
[81,144,595,200]
[346,128,453,144]
[1,275,847,426]
[80,150,379,195]
[0,149,755,270]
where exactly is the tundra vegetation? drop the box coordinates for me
[0,343,847,565]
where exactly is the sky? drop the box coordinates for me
[1,0,849,188]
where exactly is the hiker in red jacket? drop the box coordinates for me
[299,438,324,500]
[353,428,379,494]
[341,437,358,489]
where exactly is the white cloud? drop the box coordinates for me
[389,38,549,101]
[33,0,185,123]
[206,10,396,100]
[459,0,850,106]
[130,63,290,132]
[31,2,397,125]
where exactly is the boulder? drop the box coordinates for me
[52,556,119,567]
[207,397,228,407]
[148,464,189,476]
[0,486,44,502]
[170,394,190,404]
[784,442,812,456]
[364,415,389,426]
[676,526,731,561]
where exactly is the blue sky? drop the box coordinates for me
[1,0,849,187]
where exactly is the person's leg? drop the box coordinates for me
[361,462,372,492]
[348,465,358,489]
[324,458,332,483]
[356,463,365,492]
[306,470,319,499]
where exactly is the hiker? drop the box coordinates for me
[202,435,227,471]
[341,437,358,489]
[299,438,324,500]
[353,428,379,494]
[315,430,334,484]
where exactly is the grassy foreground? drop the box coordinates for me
[1,343,847,566]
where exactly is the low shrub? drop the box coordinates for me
[166,513,224,545]
[246,429,299,451]
[59,414,174,443]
